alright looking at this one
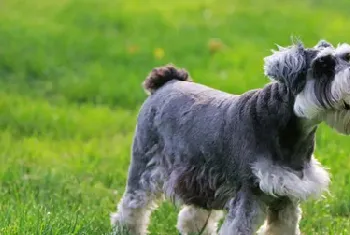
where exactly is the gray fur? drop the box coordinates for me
[220,191,266,235]
[111,39,350,235]
[314,39,334,49]
[264,42,307,94]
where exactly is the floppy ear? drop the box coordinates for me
[264,42,308,94]
[311,47,336,78]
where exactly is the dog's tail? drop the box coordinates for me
[143,64,192,95]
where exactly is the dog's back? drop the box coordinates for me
[138,65,237,164]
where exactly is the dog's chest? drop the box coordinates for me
[251,157,330,200]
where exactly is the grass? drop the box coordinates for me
[1,0,350,234]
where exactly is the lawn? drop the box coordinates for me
[1,0,350,234]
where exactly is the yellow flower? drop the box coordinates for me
[153,47,165,60]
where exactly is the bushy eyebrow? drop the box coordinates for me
[316,47,334,57]
[335,43,350,56]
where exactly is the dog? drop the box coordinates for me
[110,39,350,235]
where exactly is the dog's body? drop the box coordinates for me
[111,40,350,235]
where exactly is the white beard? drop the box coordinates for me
[294,68,350,135]
[331,68,350,103]
[294,79,326,119]
[319,110,350,135]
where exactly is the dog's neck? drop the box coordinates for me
[239,81,318,170]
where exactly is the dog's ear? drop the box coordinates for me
[314,39,334,49]
[264,42,307,94]
[311,48,336,78]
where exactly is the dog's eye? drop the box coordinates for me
[343,53,350,62]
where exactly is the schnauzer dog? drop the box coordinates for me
[111,39,350,235]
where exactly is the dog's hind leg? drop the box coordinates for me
[111,189,159,235]
[111,135,164,235]
[176,205,223,235]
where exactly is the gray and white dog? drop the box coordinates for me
[111,39,350,235]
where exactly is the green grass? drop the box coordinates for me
[1,0,350,234]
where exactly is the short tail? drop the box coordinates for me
[143,64,192,95]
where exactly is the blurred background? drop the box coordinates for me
[1,0,350,234]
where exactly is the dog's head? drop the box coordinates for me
[264,39,350,134]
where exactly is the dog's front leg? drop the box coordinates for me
[219,190,266,235]
[256,200,301,235]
